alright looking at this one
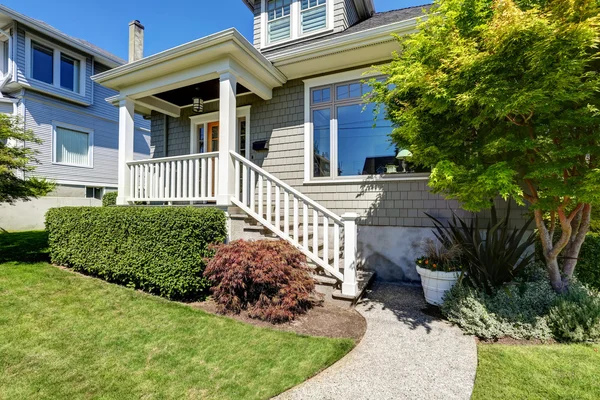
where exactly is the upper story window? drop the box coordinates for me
[263,0,331,47]
[26,35,85,96]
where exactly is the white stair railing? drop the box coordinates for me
[126,152,219,203]
[230,150,359,296]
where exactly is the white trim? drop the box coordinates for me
[51,121,94,168]
[261,0,334,50]
[25,33,86,97]
[189,106,251,155]
[55,179,117,188]
[303,68,428,184]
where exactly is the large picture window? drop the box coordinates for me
[309,78,429,180]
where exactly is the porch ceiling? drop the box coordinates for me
[154,80,251,107]
[92,28,287,114]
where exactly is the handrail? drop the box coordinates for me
[230,150,343,224]
[127,152,219,166]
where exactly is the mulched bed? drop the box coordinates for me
[192,299,367,342]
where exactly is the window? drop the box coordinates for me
[267,0,292,44]
[86,187,104,200]
[53,123,93,167]
[308,77,430,180]
[60,54,80,92]
[31,41,53,85]
[263,0,330,46]
[301,0,327,33]
[27,35,85,95]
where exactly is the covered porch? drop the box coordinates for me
[93,28,287,206]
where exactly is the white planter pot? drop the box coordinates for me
[416,265,460,306]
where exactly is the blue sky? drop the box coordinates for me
[1,0,429,60]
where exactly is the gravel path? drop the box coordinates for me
[275,282,477,400]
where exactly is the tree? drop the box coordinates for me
[369,0,600,293]
[0,113,54,204]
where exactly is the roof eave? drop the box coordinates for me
[0,5,123,68]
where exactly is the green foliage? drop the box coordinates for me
[574,233,600,291]
[205,240,315,323]
[369,0,600,212]
[548,285,600,342]
[427,204,536,293]
[0,114,54,203]
[441,277,557,340]
[0,230,48,263]
[590,207,600,233]
[101,191,118,207]
[45,206,227,300]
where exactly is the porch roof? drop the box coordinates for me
[91,28,287,116]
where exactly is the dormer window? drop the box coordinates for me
[267,0,292,44]
[262,0,331,47]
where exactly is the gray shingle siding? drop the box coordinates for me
[150,79,528,228]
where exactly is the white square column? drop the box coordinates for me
[117,98,135,205]
[217,71,237,206]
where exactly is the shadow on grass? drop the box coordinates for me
[0,231,49,263]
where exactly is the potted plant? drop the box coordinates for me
[415,239,462,306]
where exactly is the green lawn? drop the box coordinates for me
[473,344,600,400]
[0,232,353,400]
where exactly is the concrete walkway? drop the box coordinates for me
[276,282,477,400]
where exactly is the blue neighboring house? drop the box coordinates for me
[0,5,149,229]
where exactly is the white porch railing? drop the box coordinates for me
[230,150,358,295]
[126,152,219,202]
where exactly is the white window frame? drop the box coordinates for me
[261,0,334,49]
[189,106,251,155]
[52,121,94,168]
[303,68,430,184]
[25,33,86,96]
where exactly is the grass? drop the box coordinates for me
[0,232,354,399]
[473,344,600,400]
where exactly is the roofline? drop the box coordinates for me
[0,5,123,68]
[241,0,254,12]
[266,15,423,65]
[241,0,374,16]
[92,28,286,87]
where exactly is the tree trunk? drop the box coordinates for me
[561,204,592,287]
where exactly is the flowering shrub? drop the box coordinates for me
[415,238,462,272]
[204,240,315,323]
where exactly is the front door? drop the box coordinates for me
[207,122,219,152]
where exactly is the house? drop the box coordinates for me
[93,0,501,302]
[0,5,150,230]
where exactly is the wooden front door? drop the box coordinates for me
[207,122,219,152]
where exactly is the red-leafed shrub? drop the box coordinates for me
[204,240,316,323]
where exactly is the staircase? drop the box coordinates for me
[229,151,374,306]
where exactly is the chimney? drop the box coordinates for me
[128,20,144,63]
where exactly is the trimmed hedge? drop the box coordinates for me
[46,206,227,300]
[102,192,118,207]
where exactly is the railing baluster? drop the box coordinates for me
[313,209,319,257]
[133,165,139,200]
[129,165,134,200]
[242,164,248,207]
[266,180,272,224]
[207,157,213,198]
[234,159,240,201]
[293,197,299,244]
[194,159,200,199]
[144,164,150,200]
[182,160,188,199]
[334,223,340,272]
[188,159,194,200]
[176,160,182,199]
[275,186,280,231]
[257,175,263,218]
[323,216,329,264]
[153,163,159,199]
[170,161,176,199]
[159,162,165,199]
[250,169,256,212]
[214,157,218,194]
[200,158,206,199]
[284,191,290,237]
[303,202,309,250]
